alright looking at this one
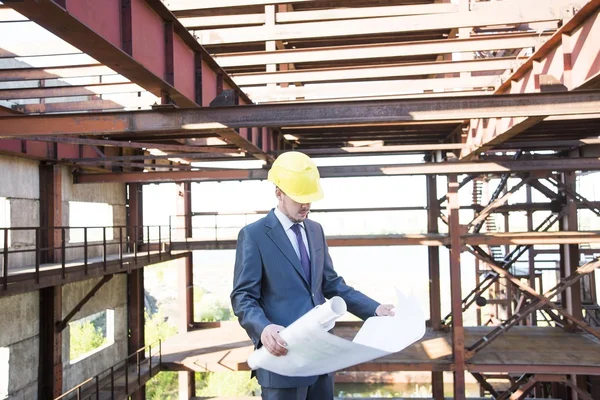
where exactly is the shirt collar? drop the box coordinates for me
[274,206,305,232]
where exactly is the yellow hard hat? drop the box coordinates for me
[268,151,324,203]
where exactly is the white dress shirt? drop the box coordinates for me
[274,207,311,260]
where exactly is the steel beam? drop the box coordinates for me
[39,164,62,264]
[192,0,573,45]
[56,275,114,333]
[231,58,517,86]
[2,91,600,137]
[74,157,600,183]
[6,0,246,106]
[38,286,62,399]
[427,175,444,400]
[5,0,274,159]
[447,175,466,399]
[127,268,146,400]
[0,63,107,82]
[461,1,600,159]
[179,3,459,28]
[214,33,551,68]
[167,0,313,10]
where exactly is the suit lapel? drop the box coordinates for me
[305,219,322,292]
[265,210,309,287]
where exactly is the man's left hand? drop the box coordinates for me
[375,304,395,316]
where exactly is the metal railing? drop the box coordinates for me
[1,225,170,291]
[168,206,433,241]
[55,340,161,400]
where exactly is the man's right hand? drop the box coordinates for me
[260,324,288,356]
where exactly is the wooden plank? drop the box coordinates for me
[214,33,551,68]
[193,0,572,45]
[232,58,516,86]
[160,324,600,373]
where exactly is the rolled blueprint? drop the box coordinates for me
[247,290,425,377]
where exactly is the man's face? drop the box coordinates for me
[276,188,311,222]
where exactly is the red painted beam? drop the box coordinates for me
[6,0,274,158]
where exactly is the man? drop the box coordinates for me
[231,151,394,399]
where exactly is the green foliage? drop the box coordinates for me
[196,372,260,396]
[193,287,234,322]
[69,321,107,361]
[145,311,178,399]
[144,311,177,346]
[146,372,178,400]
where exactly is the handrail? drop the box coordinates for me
[2,225,171,291]
[55,340,161,400]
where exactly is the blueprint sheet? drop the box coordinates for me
[247,290,426,376]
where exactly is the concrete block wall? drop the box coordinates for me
[61,165,127,263]
[0,157,127,272]
[0,292,39,399]
[0,155,40,270]
[61,274,128,391]
[0,155,130,397]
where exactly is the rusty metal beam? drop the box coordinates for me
[4,135,237,154]
[13,100,128,114]
[5,0,274,160]
[56,275,113,333]
[74,157,600,183]
[448,175,466,399]
[192,0,573,45]
[215,32,551,68]
[461,1,600,159]
[6,0,247,106]
[0,63,107,82]
[38,286,62,398]
[1,91,600,137]
[0,82,139,100]
[232,57,517,86]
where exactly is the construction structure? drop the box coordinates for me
[0,0,600,399]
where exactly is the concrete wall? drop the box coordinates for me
[0,158,127,271]
[0,155,40,269]
[0,155,129,397]
[0,292,39,399]
[62,165,127,262]
[61,274,128,391]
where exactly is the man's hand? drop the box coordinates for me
[375,304,395,316]
[260,324,288,356]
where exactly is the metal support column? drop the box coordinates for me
[127,183,144,254]
[448,174,466,399]
[178,253,194,332]
[559,171,586,399]
[427,174,444,399]
[38,286,62,399]
[39,164,62,264]
[38,163,63,398]
[176,181,194,332]
[128,268,146,400]
[178,371,196,399]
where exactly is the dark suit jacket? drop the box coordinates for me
[231,209,380,388]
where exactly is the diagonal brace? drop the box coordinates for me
[56,274,113,332]
[468,175,533,229]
